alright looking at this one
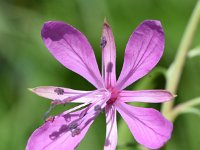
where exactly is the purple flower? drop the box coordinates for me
[26,20,173,150]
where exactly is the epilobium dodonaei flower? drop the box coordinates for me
[26,20,174,150]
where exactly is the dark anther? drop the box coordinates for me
[71,128,81,137]
[94,105,101,112]
[59,125,68,132]
[63,113,71,122]
[54,88,64,95]
[106,62,113,73]
[69,122,78,130]
[49,131,59,140]
[100,36,107,49]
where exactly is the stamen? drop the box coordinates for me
[54,88,64,95]
[63,113,71,122]
[68,122,78,130]
[100,36,107,49]
[94,105,102,112]
[52,90,102,107]
[48,90,110,138]
[106,62,113,72]
[59,124,68,132]
[68,122,81,137]
[69,96,109,138]
[71,128,81,137]
[49,131,59,140]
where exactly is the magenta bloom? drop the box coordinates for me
[27,20,173,150]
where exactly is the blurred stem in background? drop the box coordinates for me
[171,97,200,120]
[161,0,200,121]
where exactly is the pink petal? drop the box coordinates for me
[26,109,95,150]
[26,91,111,150]
[101,19,116,88]
[119,90,174,103]
[41,21,103,88]
[116,20,165,90]
[104,105,117,150]
[30,86,107,104]
[115,102,173,149]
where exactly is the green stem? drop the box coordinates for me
[161,0,200,121]
[171,97,200,121]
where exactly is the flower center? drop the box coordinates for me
[107,88,120,105]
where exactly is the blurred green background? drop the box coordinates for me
[0,0,200,150]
